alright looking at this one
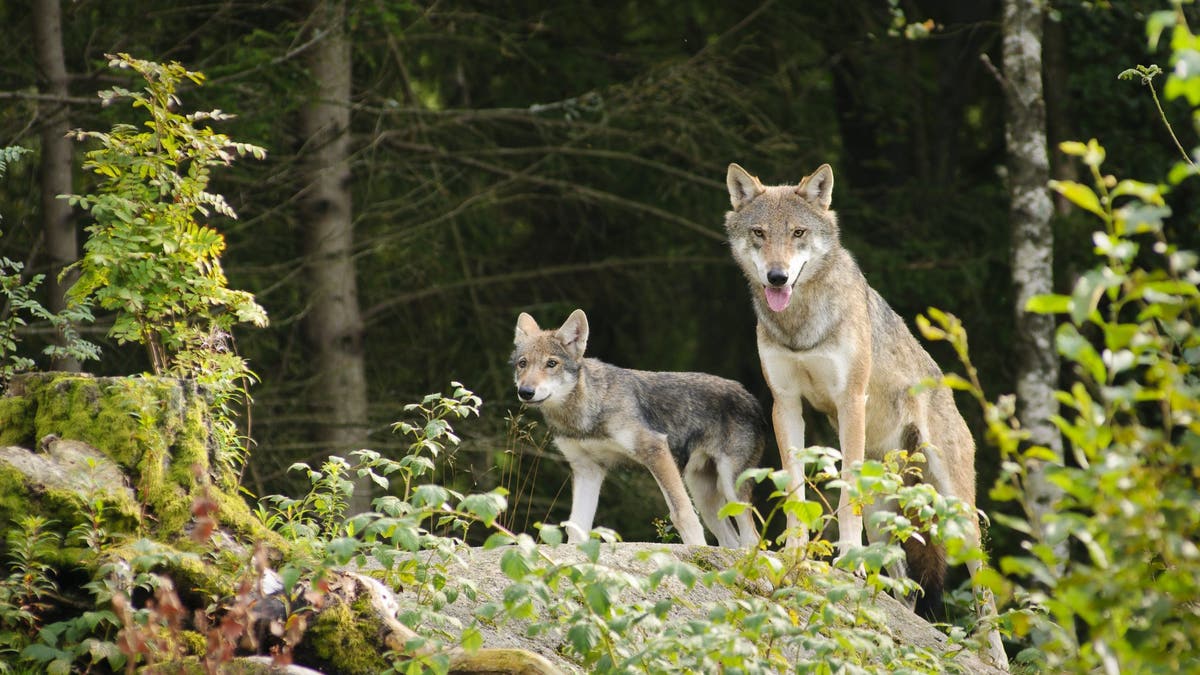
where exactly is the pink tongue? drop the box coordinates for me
[764,285,792,312]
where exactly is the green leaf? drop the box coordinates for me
[567,623,598,656]
[484,532,516,549]
[579,538,601,563]
[537,523,563,546]
[1056,323,1107,384]
[460,625,483,652]
[584,583,611,615]
[717,501,749,518]
[783,500,824,531]
[499,549,530,580]
[1049,180,1105,217]
[1058,140,1089,157]
[1025,294,1071,315]
[459,492,507,526]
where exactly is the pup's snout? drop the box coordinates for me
[517,386,536,401]
[766,268,789,287]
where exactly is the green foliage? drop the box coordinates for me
[0,146,99,384]
[918,115,1200,669]
[65,55,268,482]
[472,448,986,675]
[0,516,60,672]
[0,252,100,385]
[66,54,267,375]
[0,146,31,184]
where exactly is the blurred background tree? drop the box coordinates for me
[1,0,1196,547]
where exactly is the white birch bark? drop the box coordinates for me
[1003,0,1065,564]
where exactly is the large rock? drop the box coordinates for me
[371,543,1006,674]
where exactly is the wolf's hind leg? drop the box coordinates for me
[643,436,707,546]
[714,454,760,548]
[685,454,741,548]
[862,499,918,606]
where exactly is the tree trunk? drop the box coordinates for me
[300,0,372,514]
[33,0,79,372]
[1002,0,1064,561]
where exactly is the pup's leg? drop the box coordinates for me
[642,435,707,546]
[564,455,605,544]
[684,453,741,548]
[715,454,760,548]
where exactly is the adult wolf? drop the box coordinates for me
[724,163,1007,667]
[511,309,763,548]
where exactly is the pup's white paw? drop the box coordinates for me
[833,541,868,578]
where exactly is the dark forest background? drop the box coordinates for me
[2,1,1196,547]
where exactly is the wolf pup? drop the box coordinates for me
[724,163,1007,667]
[511,309,763,548]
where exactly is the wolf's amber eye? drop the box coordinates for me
[546,358,559,368]
[793,228,807,238]
[517,358,528,369]
[751,227,765,238]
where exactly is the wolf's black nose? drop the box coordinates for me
[766,269,789,287]
[517,386,536,401]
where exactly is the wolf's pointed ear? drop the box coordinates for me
[798,164,834,210]
[556,309,589,359]
[727,163,764,211]
[515,312,540,342]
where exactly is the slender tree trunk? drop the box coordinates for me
[1002,0,1064,562]
[300,0,371,514]
[33,0,79,372]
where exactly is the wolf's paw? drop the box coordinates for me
[833,541,868,578]
[562,521,588,545]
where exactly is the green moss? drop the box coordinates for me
[0,391,33,446]
[179,630,207,656]
[302,600,389,675]
[0,372,291,597]
[0,461,141,545]
[212,488,288,551]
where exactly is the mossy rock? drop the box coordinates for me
[0,372,280,548]
[296,598,391,675]
[0,439,142,541]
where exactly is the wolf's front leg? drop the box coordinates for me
[564,457,605,544]
[772,396,809,549]
[835,392,868,559]
[758,332,810,550]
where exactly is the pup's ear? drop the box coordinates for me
[556,309,589,359]
[515,312,540,342]
[727,163,764,211]
[798,164,834,210]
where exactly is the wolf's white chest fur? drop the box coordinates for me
[757,333,857,417]
[553,424,645,469]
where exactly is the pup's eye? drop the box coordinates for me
[546,358,558,368]
[517,358,528,369]
[793,228,807,238]
[751,227,765,238]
